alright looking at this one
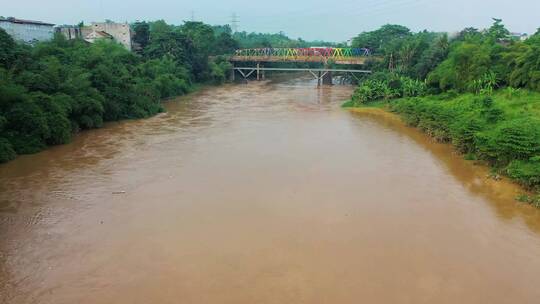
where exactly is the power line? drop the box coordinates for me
[230,13,239,33]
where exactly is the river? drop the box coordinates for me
[1,78,540,303]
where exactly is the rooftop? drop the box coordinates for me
[87,31,114,39]
[0,17,55,26]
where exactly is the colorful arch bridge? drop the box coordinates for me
[230,47,373,86]
[231,47,372,64]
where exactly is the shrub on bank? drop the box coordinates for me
[350,73,427,105]
[388,91,540,189]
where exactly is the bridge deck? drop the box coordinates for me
[230,56,369,65]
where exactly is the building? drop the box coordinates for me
[81,21,133,51]
[509,32,529,41]
[55,25,82,40]
[0,17,54,43]
[57,21,133,51]
[84,30,114,44]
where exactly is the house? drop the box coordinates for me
[0,17,54,43]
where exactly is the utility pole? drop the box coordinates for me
[230,13,239,33]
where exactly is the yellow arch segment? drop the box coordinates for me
[286,48,299,58]
[333,48,344,58]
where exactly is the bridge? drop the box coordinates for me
[230,47,373,85]
[231,47,372,65]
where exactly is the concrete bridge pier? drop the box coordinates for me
[322,71,333,85]
[321,63,333,85]
[255,63,266,81]
[317,71,333,86]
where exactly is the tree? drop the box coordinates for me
[428,41,493,92]
[0,28,16,67]
[414,34,449,79]
[455,27,482,42]
[145,30,192,63]
[180,22,218,81]
[352,24,412,54]
[505,35,540,91]
[132,21,150,53]
[213,32,238,55]
[487,18,510,41]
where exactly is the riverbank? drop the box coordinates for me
[0,20,236,165]
[0,81,219,166]
[344,90,540,207]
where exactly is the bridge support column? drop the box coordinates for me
[322,71,333,85]
[312,70,329,87]
[315,71,332,86]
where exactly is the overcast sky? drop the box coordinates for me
[3,0,539,41]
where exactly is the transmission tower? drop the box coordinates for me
[190,11,195,22]
[230,13,239,33]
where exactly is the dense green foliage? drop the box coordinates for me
[0,20,237,163]
[352,19,540,92]
[353,25,449,79]
[427,23,540,93]
[138,21,237,82]
[349,20,540,198]
[389,92,540,190]
[351,73,427,104]
[352,24,413,55]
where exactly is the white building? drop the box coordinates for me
[0,17,54,43]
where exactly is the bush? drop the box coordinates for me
[451,116,485,153]
[388,90,540,190]
[507,157,540,189]
[350,74,426,105]
[493,118,540,163]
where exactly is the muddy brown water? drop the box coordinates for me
[1,78,540,304]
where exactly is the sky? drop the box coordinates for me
[3,0,540,42]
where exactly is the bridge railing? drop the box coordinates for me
[234,48,371,59]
